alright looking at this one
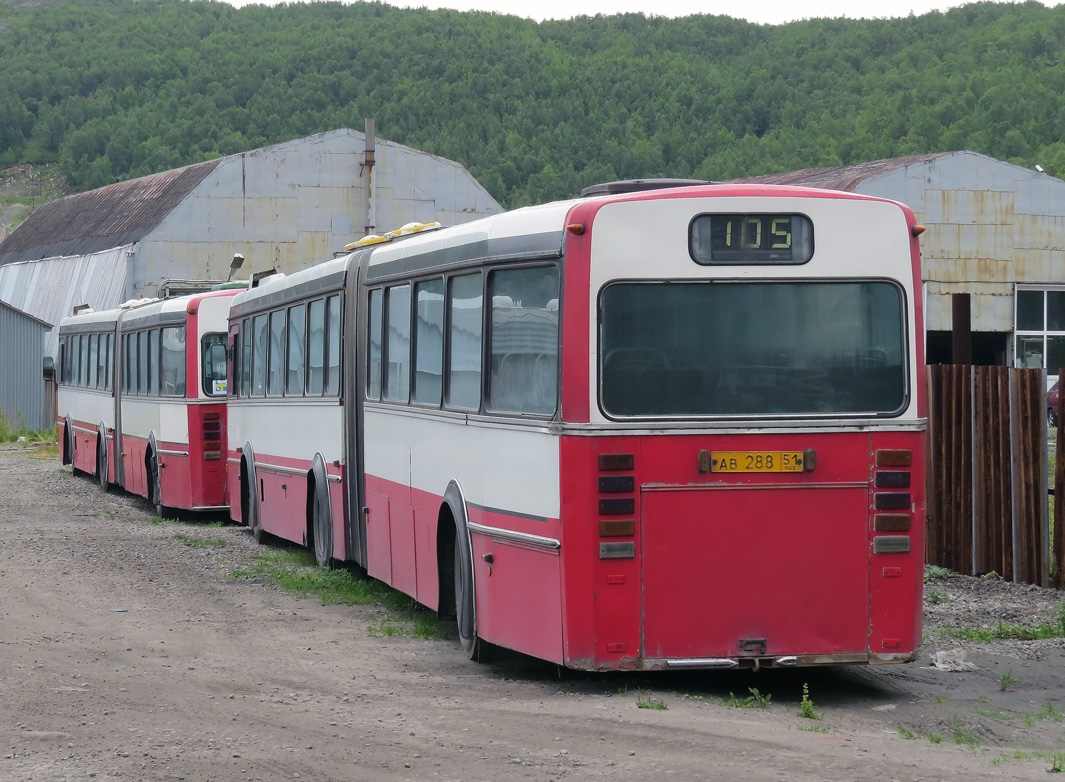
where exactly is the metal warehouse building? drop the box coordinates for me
[0,300,51,431]
[741,150,1065,374]
[0,125,502,360]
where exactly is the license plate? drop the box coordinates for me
[710,451,804,473]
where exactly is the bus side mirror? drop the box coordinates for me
[43,356,55,380]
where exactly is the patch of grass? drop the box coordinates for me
[947,716,981,749]
[999,669,1019,691]
[635,690,668,710]
[924,564,956,581]
[927,733,943,744]
[978,709,1013,720]
[926,587,950,605]
[150,516,182,526]
[173,533,227,549]
[724,687,771,709]
[939,616,1065,642]
[231,548,452,640]
[0,410,56,447]
[1014,749,1030,759]
[897,725,916,739]
[797,724,831,734]
[367,622,403,637]
[933,695,948,703]
[1049,752,1065,773]
[799,682,822,720]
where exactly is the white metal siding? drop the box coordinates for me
[0,303,49,430]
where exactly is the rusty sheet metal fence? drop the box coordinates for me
[1055,371,1065,590]
[927,366,1050,586]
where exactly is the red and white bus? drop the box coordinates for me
[58,289,238,514]
[227,182,926,671]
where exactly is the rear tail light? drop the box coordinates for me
[872,449,913,554]
[203,411,222,460]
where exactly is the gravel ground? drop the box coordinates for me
[2,443,1065,780]
[923,571,1065,660]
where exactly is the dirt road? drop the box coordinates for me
[1,446,1063,781]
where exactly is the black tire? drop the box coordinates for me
[96,433,108,491]
[1049,407,1058,428]
[242,467,262,543]
[62,420,73,467]
[311,483,332,567]
[454,534,488,662]
[148,449,165,517]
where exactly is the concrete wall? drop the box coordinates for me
[132,129,502,297]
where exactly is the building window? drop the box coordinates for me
[1015,287,1065,382]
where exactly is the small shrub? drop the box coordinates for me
[799,682,821,720]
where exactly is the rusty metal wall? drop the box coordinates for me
[928,365,1048,586]
[858,152,1065,335]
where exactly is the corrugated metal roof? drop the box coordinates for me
[0,246,130,357]
[0,160,221,266]
[0,299,51,328]
[733,152,954,192]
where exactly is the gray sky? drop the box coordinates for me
[222,0,1060,26]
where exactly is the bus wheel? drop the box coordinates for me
[148,450,166,517]
[454,535,489,662]
[242,471,262,543]
[62,418,73,467]
[311,484,332,567]
[96,433,108,492]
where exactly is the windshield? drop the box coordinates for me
[600,281,906,418]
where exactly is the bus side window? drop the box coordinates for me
[286,303,306,396]
[487,266,559,416]
[162,326,186,397]
[240,318,253,398]
[447,272,483,410]
[307,298,325,396]
[88,334,99,389]
[252,314,268,397]
[385,286,410,402]
[324,294,341,397]
[413,278,444,405]
[267,310,286,397]
[148,329,160,396]
[102,334,112,392]
[71,335,82,387]
[138,331,149,396]
[367,290,382,399]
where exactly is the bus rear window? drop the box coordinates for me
[600,281,906,417]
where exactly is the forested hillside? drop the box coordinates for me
[0,0,1063,208]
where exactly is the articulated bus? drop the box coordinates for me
[226,181,926,671]
[58,289,238,514]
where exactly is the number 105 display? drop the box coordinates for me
[690,213,814,264]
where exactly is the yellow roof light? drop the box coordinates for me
[342,222,443,251]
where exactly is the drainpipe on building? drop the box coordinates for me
[365,118,376,237]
